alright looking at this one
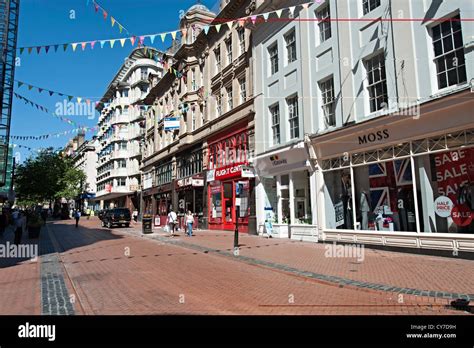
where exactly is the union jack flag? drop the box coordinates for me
[369,159,412,213]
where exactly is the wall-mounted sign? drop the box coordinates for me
[358,129,390,145]
[192,179,204,187]
[164,117,180,131]
[215,164,243,180]
[451,204,473,227]
[434,196,454,218]
[105,184,112,193]
[334,201,344,227]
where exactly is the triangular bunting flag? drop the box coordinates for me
[94,2,99,12]
[28,85,33,90]
[302,3,309,10]
[68,96,73,101]
[240,18,247,26]
[38,88,43,93]
[215,24,221,33]
[120,38,126,47]
[111,17,116,27]
[36,46,42,54]
[139,36,145,46]
[90,41,97,49]
[81,42,87,50]
[110,40,116,48]
[276,9,283,18]
[72,43,78,51]
[160,33,167,42]
[54,45,59,52]
[171,31,177,40]
[103,10,107,20]
[77,97,82,103]
[49,91,54,96]
[262,12,270,22]
[28,47,32,54]
[19,47,24,54]
[149,34,156,44]
[100,40,106,48]
[63,44,68,52]
[203,26,210,35]
[86,99,91,105]
[288,6,295,16]
[226,21,233,30]
[17,81,23,88]
[119,24,123,33]
[130,36,136,46]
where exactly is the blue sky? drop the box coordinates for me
[12,0,216,162]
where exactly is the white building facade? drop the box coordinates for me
[253,0,474,253]
[96,47,164,211]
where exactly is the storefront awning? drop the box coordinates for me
[253,142,311,177]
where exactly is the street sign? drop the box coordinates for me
[164,117,180,131]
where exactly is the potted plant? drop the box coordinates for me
[27,213,43,238]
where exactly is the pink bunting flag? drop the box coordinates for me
[130,36,136,46]
[81,42,87,51]
[103,10,108,20]
[90,41,97,49]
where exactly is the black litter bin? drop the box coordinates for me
[142,216,153,234]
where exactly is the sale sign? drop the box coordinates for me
[434,148,474,203]
[434,196,454,218]
[451,204,473,227]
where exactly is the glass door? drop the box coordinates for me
[223,182,234,228]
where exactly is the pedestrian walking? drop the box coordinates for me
[186,211,194,237]
[13,211,26,245]
[74,210,81,228]
[167,209,177,237]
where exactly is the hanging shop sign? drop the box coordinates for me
[207,169,215,182]
[164,117,180,131]
[434,196,454,218]
[241,166,256,178]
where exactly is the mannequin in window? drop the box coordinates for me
[340,171,352,229]
[360,189,371,230]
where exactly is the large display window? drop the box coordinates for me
[323,169,354,229]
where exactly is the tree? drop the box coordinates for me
[15,148,85,205]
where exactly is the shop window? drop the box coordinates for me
[353,159,417,232]
[414,148,474,233]
[293,171,312,224]
[262,177,278,223]
[210,185,222,220]
[323,169,354,229]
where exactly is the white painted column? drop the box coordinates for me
[289,171,295,227]
[276,175,282,224]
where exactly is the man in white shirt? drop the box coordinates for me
[167,210,177,237]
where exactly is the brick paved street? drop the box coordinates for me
[0,217,472,315]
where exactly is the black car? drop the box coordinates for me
[101,208,131,228]
[98,210,106,220]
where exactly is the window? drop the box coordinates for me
[362,0,380,15]
[140,68,148,80]
[238,28,245,55]
[431,15,466,89]
[156,162,173,185]
[117,159,126,168]
[287,96,299,139]
[191,69,197,91]
[177,149,203,179]
[226,86,233,111]
[285,30,297,64]
[239,78,246,104]
[215,94,222,116]
[122,89,129,97]
[317,5,331,42]
[319,77,336,127]
[364,53,388,113]
[226,38,233,65]
[215,46,221,73]
[191,108,196,131]
[117,178,126,186]
[269,44,279,75]
[270,104,280,145]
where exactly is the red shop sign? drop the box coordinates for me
[451,204,473,227]
[214,164,243,180]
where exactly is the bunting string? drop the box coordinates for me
[16,1,314,54]
[88,0,131,37]
[14,93,90,129]
[15,80,99,103]
[9,126,99,141]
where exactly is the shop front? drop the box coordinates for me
[154,185,172,227]
[254,142,317,241]
[207,128,252,233]
[175,174,204,229]
[311,90,474,253]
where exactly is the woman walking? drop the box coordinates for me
[186,211,194,237]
